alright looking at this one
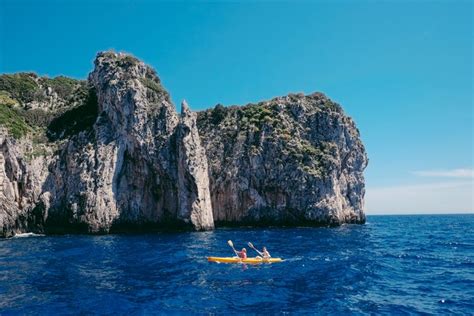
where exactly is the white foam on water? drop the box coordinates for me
[12,232,45,238]
[284,257,303,262]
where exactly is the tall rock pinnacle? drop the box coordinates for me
[176,100,214,230]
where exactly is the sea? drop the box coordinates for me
[1,214,473,315]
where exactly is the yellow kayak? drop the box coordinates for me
[207,257,283,264]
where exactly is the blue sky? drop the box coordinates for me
[1,0,472,214]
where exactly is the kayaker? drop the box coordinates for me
[261,246,271,259]
[255,246,271,259]
[235,248,247,259]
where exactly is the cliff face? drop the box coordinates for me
[197,94,367,226]
[0,133,52,235]
[0,52,367,237]
[44,53,179,233]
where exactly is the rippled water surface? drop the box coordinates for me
[1,215,473,314]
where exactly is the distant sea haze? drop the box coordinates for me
[1,214,473,314]
[366,211,474,215]
[365,179,473,215]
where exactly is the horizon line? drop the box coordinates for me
[366,212,473,216]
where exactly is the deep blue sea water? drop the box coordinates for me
[1,214,473,315]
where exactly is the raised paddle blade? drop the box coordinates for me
[248,242,254,249]
[227,240,234,248]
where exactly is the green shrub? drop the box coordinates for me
[324,100,342,112]
[0,91,18,107]
[22,108,55,127]
[211,104,226,125]
[0,104,31,139]
[121,55,139,66]
[140,77,165,94]
[241,104,275,129]
[41,76,80,99]
[100,51,117,59]
[301,143,319,156]
[25,146,49,161]
[0,73,40,103]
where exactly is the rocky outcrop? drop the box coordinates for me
[197,94,367,226]
[0,51,367,237]
[41,52,214,234]
[176,100,214,230]
[0,129,51,237]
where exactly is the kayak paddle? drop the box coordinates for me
[228,240,238,255]
[248,242,263,256]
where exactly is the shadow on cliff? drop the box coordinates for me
[47,88,98,141]
[37,89,100,234]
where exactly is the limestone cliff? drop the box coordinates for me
[0,52,367,237]
[197,94,367,226]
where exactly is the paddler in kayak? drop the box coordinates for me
[248,242,271,259]
[227,240,248,259]
[260,247,271,259]
[234,248,247,259]
[255,246,271,259]
[209,241,282,264]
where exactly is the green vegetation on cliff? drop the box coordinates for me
[239,103,274,130]
[0,73,85,105]
[197,94,340,179]
[0,73,40,103]
[0,73,98,141]
[140,77,165,94]
[140,68,170,101]
[40,76,79,99]
[0,103,32,139]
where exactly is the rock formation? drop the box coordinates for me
[197,94,367,226]
[176,100,214,230]
[0,51,367,237]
